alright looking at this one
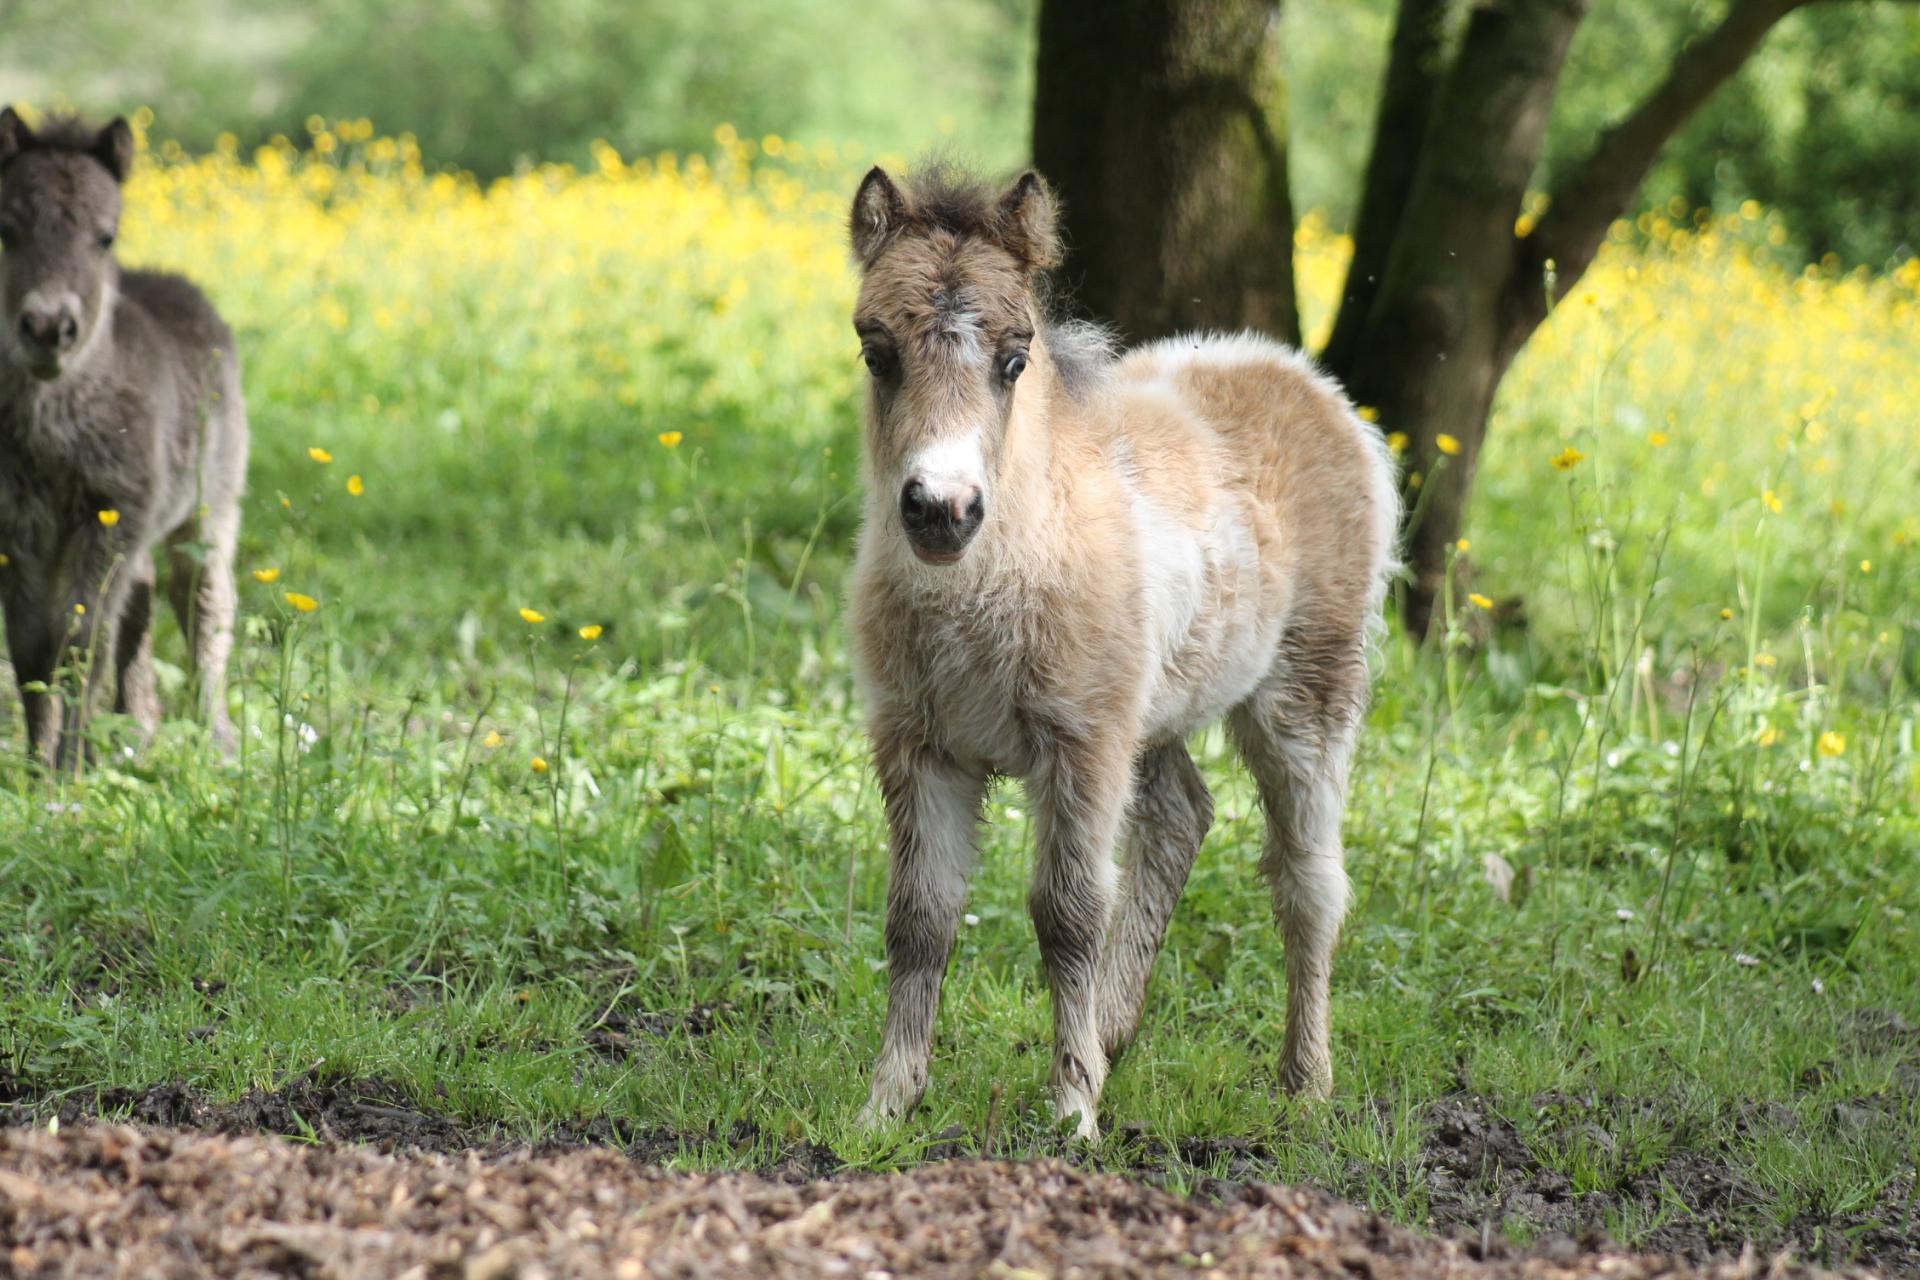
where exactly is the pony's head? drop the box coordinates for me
[849,163,1059,566]
[0,109,132,382]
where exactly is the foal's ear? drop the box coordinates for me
[93,117,135,184]
[850,166,907,267]
[0,107,32,168]
[993,171,1060,272]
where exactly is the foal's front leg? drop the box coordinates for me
[1029,731,1133,1140]
[859,736,987,1129]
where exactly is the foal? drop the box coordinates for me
[846,166,1398,1138]
[0,109,248,769]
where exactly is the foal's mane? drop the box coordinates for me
[16,115,103,154]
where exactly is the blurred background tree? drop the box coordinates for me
[2,0,1912,269]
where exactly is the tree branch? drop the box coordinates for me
[1517,0,1813,320]
[1320,0,1450,380]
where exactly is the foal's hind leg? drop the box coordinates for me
[113,557,162,745]
[1231,635,1368,1099]
[1098,741,1212,1061]
[167,505,239,756]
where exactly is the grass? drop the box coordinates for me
[1,123,1917,1261]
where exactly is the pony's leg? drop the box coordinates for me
[1230,633,1368,1099]
[55,529,137,774]
[1029,730,1133,1140]
[1098,741,1212,1061]
[167,502,240,757]
[4,582,60,766]
[112,557,161,745]
[859,737,987,1129]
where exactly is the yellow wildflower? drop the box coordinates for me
[482,730,503,749]
[1757,726,1781,747]
[1754,653,1777,668]
[308,446,334,464]
[1550,447,1585,471]
[1719,607,1734,620]
[347,474,365,496]
[1356,405,1380,423]
[1455,538,1471,553]
[1859,559,1872,574]
[1386,432,1409,455]
[1648,431,1670,447]
[1469,592,1494,610]
[579,624,604,640]
[1817,731,1846,758]
[1436,433,1462,456]
[97,509,121,527]
[285,592,319,613]
[658,431,684,448]
[519,607,546,624]
[253,567,281,583]
[531,756,550,774]
[73,603,86,616]
[1762,489,1783,514]
[0,553,9,566]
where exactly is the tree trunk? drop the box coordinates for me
[1331,0,1589,639]
[1033,0,1299,345]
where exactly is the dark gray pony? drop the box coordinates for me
[0,109,248,770]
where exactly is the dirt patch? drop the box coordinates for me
[4,1073,1914,1273]
[0,1125,1879,1279]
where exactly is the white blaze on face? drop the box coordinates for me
[903,428,987,517]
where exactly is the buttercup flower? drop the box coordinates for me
[253,567,281,583]
[1469,592,1494,610]
[308,447,333,464]
[531,756,550,774]
[1762,489,1783,513]
[579,624,604,640]
[519,607,546,624]
[1435,433,1462,456]
[97,510,121,527]
[658,431,683,448]
[347,474,365,496]
[1817,731,1846,757]
[1550,447,1585,471]
[284,592,319,613]
[1648,431,1670,447]
[1386,432,1408,455]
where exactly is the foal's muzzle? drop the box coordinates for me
[16,303,79,378]
[900,478,985,564]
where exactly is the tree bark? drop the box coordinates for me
[1336,0,1589,638]
[1033,0,1299,345]
[1318,0,1450,379]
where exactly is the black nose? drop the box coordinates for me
[900,479,985,558]
[17,308,77,353]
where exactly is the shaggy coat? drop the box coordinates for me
[0,109,248,769]
[846,165,1397,1138]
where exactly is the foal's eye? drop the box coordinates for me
[861,345,892,378]
[1001,351,1029,384]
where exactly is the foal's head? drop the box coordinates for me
[849,165,1059,566]
[0,109,133,382]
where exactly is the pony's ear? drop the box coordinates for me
[850,166,907,267]
[0,107,32,169]
[93,116,134,183]
[993,171,1060,272]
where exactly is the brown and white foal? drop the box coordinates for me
[846,166,1398,1139]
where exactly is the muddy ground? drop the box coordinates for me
[5,1065,1917,1276]
[0,1123,1886,1279]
